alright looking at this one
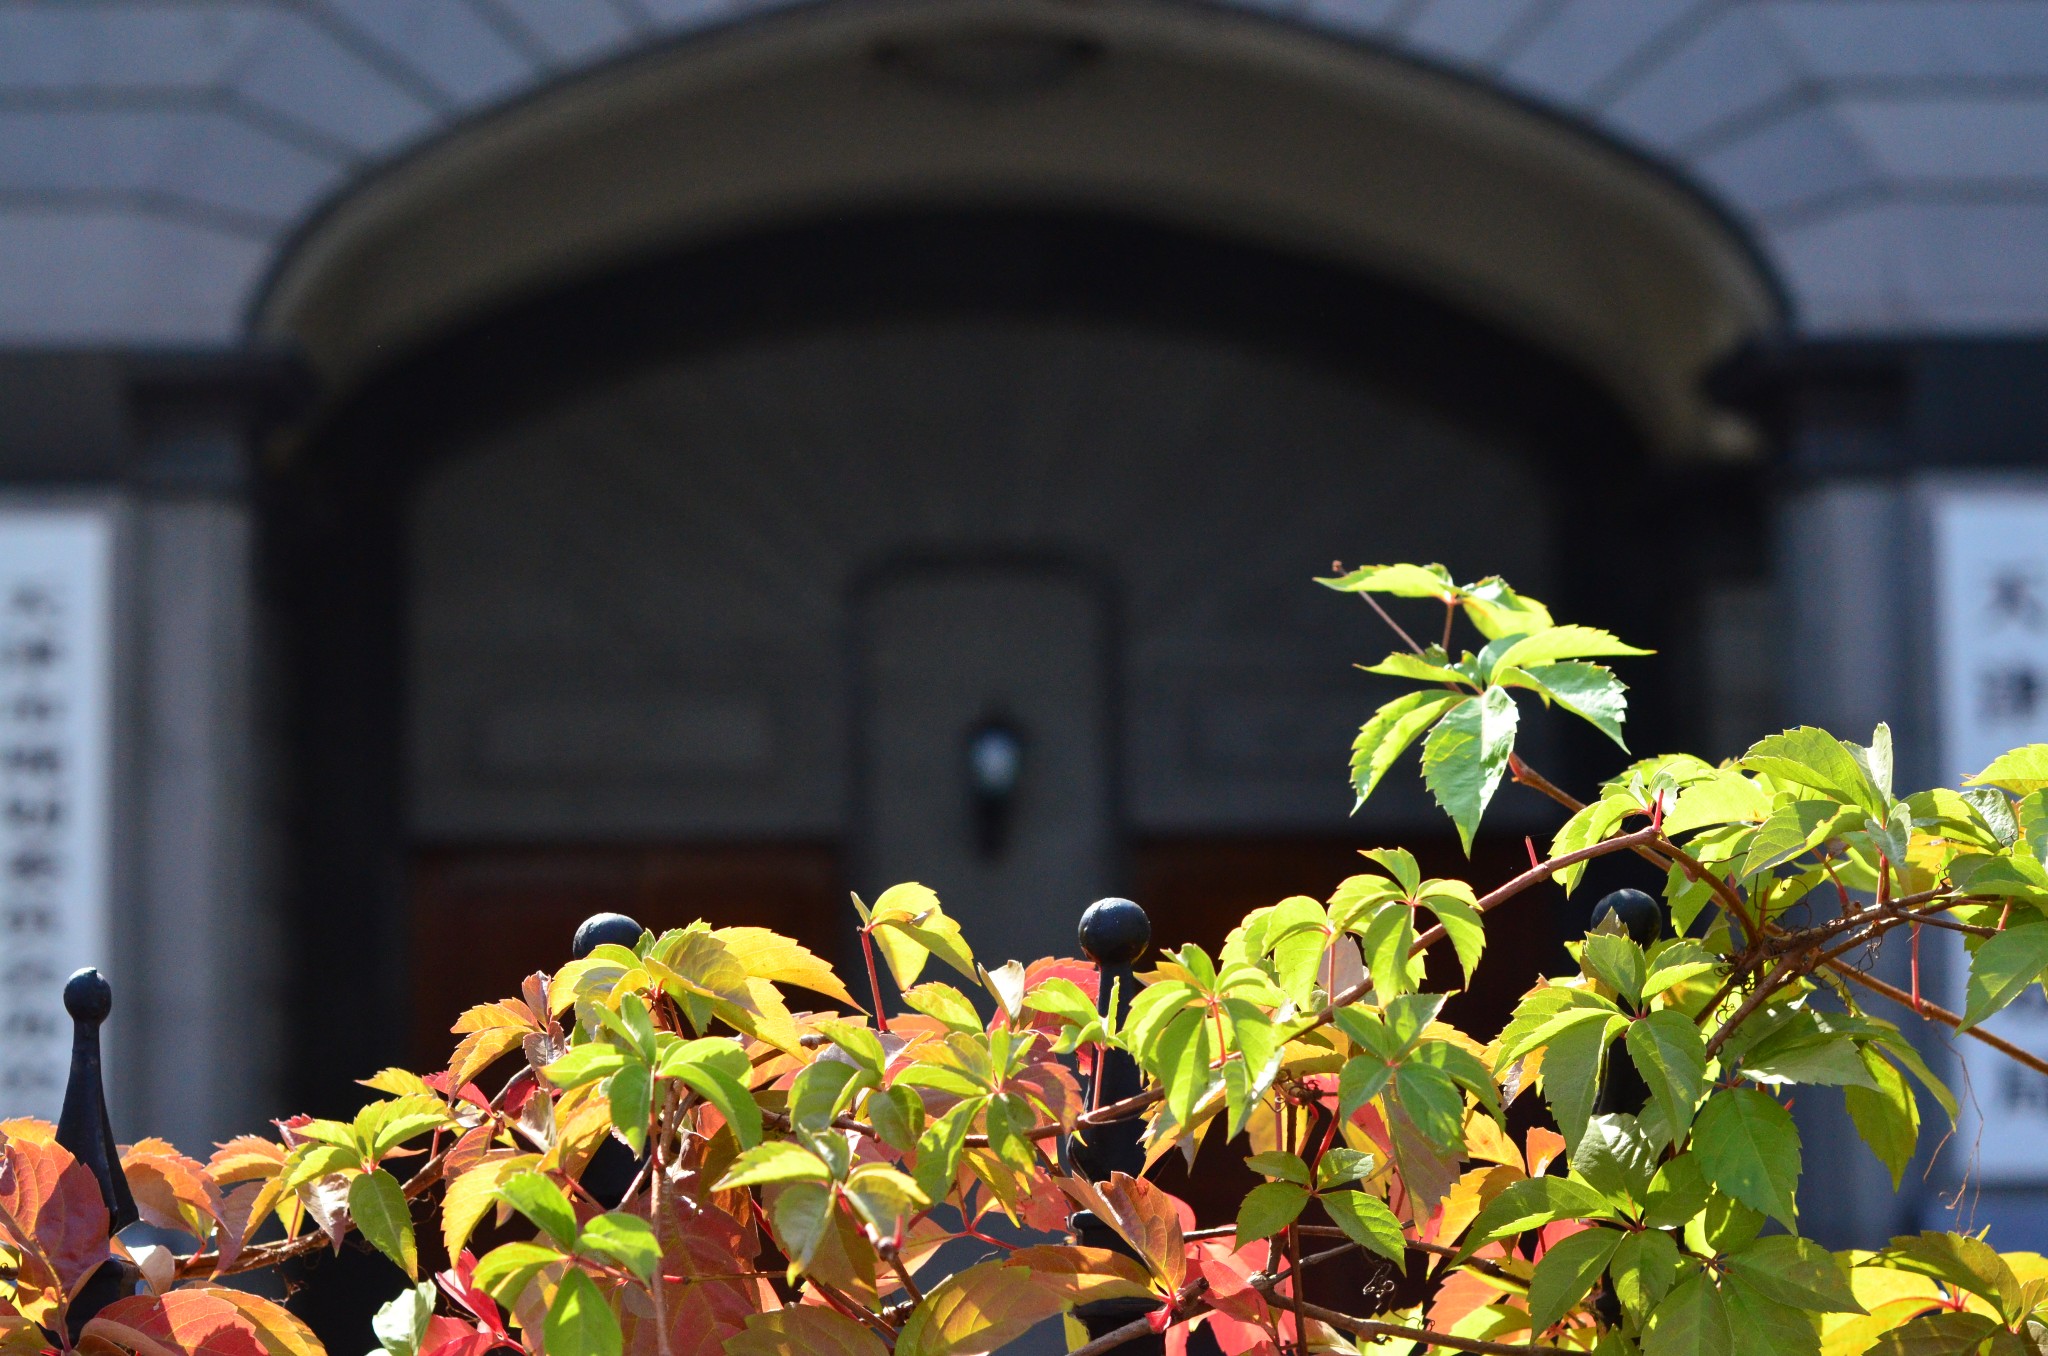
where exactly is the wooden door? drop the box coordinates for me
[409,842,843,1071]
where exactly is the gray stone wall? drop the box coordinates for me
[2,0,2046,343]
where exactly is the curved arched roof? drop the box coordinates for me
[0,0,2040,346]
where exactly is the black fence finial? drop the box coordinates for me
[54,968,136,1232]
[572,914,646,1207]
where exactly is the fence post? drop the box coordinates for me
[55,967,138,1337]
[1064,898,1166,1355]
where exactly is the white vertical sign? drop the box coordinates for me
[0,510,114,1121]
[1930,483,2048,1181]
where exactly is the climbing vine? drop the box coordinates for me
[2,564,2046,1356]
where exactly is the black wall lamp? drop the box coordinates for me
[964,716,1024,859]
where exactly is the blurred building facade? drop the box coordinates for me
[0,0,2045,1251]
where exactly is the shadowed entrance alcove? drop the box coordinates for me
[252,0,1780,1235]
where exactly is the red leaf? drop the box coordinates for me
[437,1252,511,1341]
[0,1133,110,1298]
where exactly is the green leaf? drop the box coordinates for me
[664,1060,763,1149]
[1550,796,1634,895]
[1421,686,1519,854]
[1720,1281,1820,1356]
[1879,1232,2024,1320]
[1500,661,1630,749]
[1392,1062,1465,1152]
[1316,1147,1376,1190]
[544,1040,630,1097]
[1643,939,1722,999]
[1736,1017,1876,1088]
[1571,1114,1658,1209]
[1665,770,1773,836]
[1844,1048,1920,1189]
[1724,1235,1863,1314]
[1360,904,1420,999]
[790,1058,865,1133]
[769,1179,838,1275]
[1459,576,1554,640]
[903,982,986,1033]
[1322,1190,1406,1263]
[1361,847,1423,894]
[1691,1089,1800,1228]
[1463,1175,1615,1249]
[714,1141,833,1191]
[546,1266,622,1356]
[1962,920,2048,1030]
[1320,562,1457,598]
[1362,651,1470,685]
[1967,744,2048,796]
[1627,1010,1708,1142]
[1540,1010,1626,1149]
[498,1170,579,1249]
[1350,691,1464,809]
[1741,728,1883,816]
[865,1085,925,1153]
[1338,1055,1394,1120]
[1644,1272,1733,1356]
[471,1240,563,1306]
[606,1060,652,1153]
[580,1212,660,1282]
[1496,625,1653,671]
[349,1168,418,1278]
[371,1281,437,1356]
[1155,1006,1216,1129]
[820,1022,889,1079]
[1234,1182,1309,1245]
[1611,1228,1681,1324]
[1739,800,1842,878]
[1583,932,1646,1008]
[1245,1152,1310,1186]
[1528,1226,1624,1334]
[1641,1153,1710,1230]
[1864,1311,2000,1356]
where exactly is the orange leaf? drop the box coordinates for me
[1059,1173,1186,1290]
[198,1288,322,1356]
[78,1290,270,1356]
[205,1138,285,1187]
[123,1145,226,1246]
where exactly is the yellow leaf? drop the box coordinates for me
[358,1068,437,1098]
[715,926,861,1009]
[449,1026,527,1091]
[441,1151,540,1259]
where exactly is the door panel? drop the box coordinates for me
[409,842,841,1071]
[857,566,1112,969]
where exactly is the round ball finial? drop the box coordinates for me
[1591,889,1662,947]
[1078,898,1150,968]
[573,913,645,960]
[63,968,111,1024]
